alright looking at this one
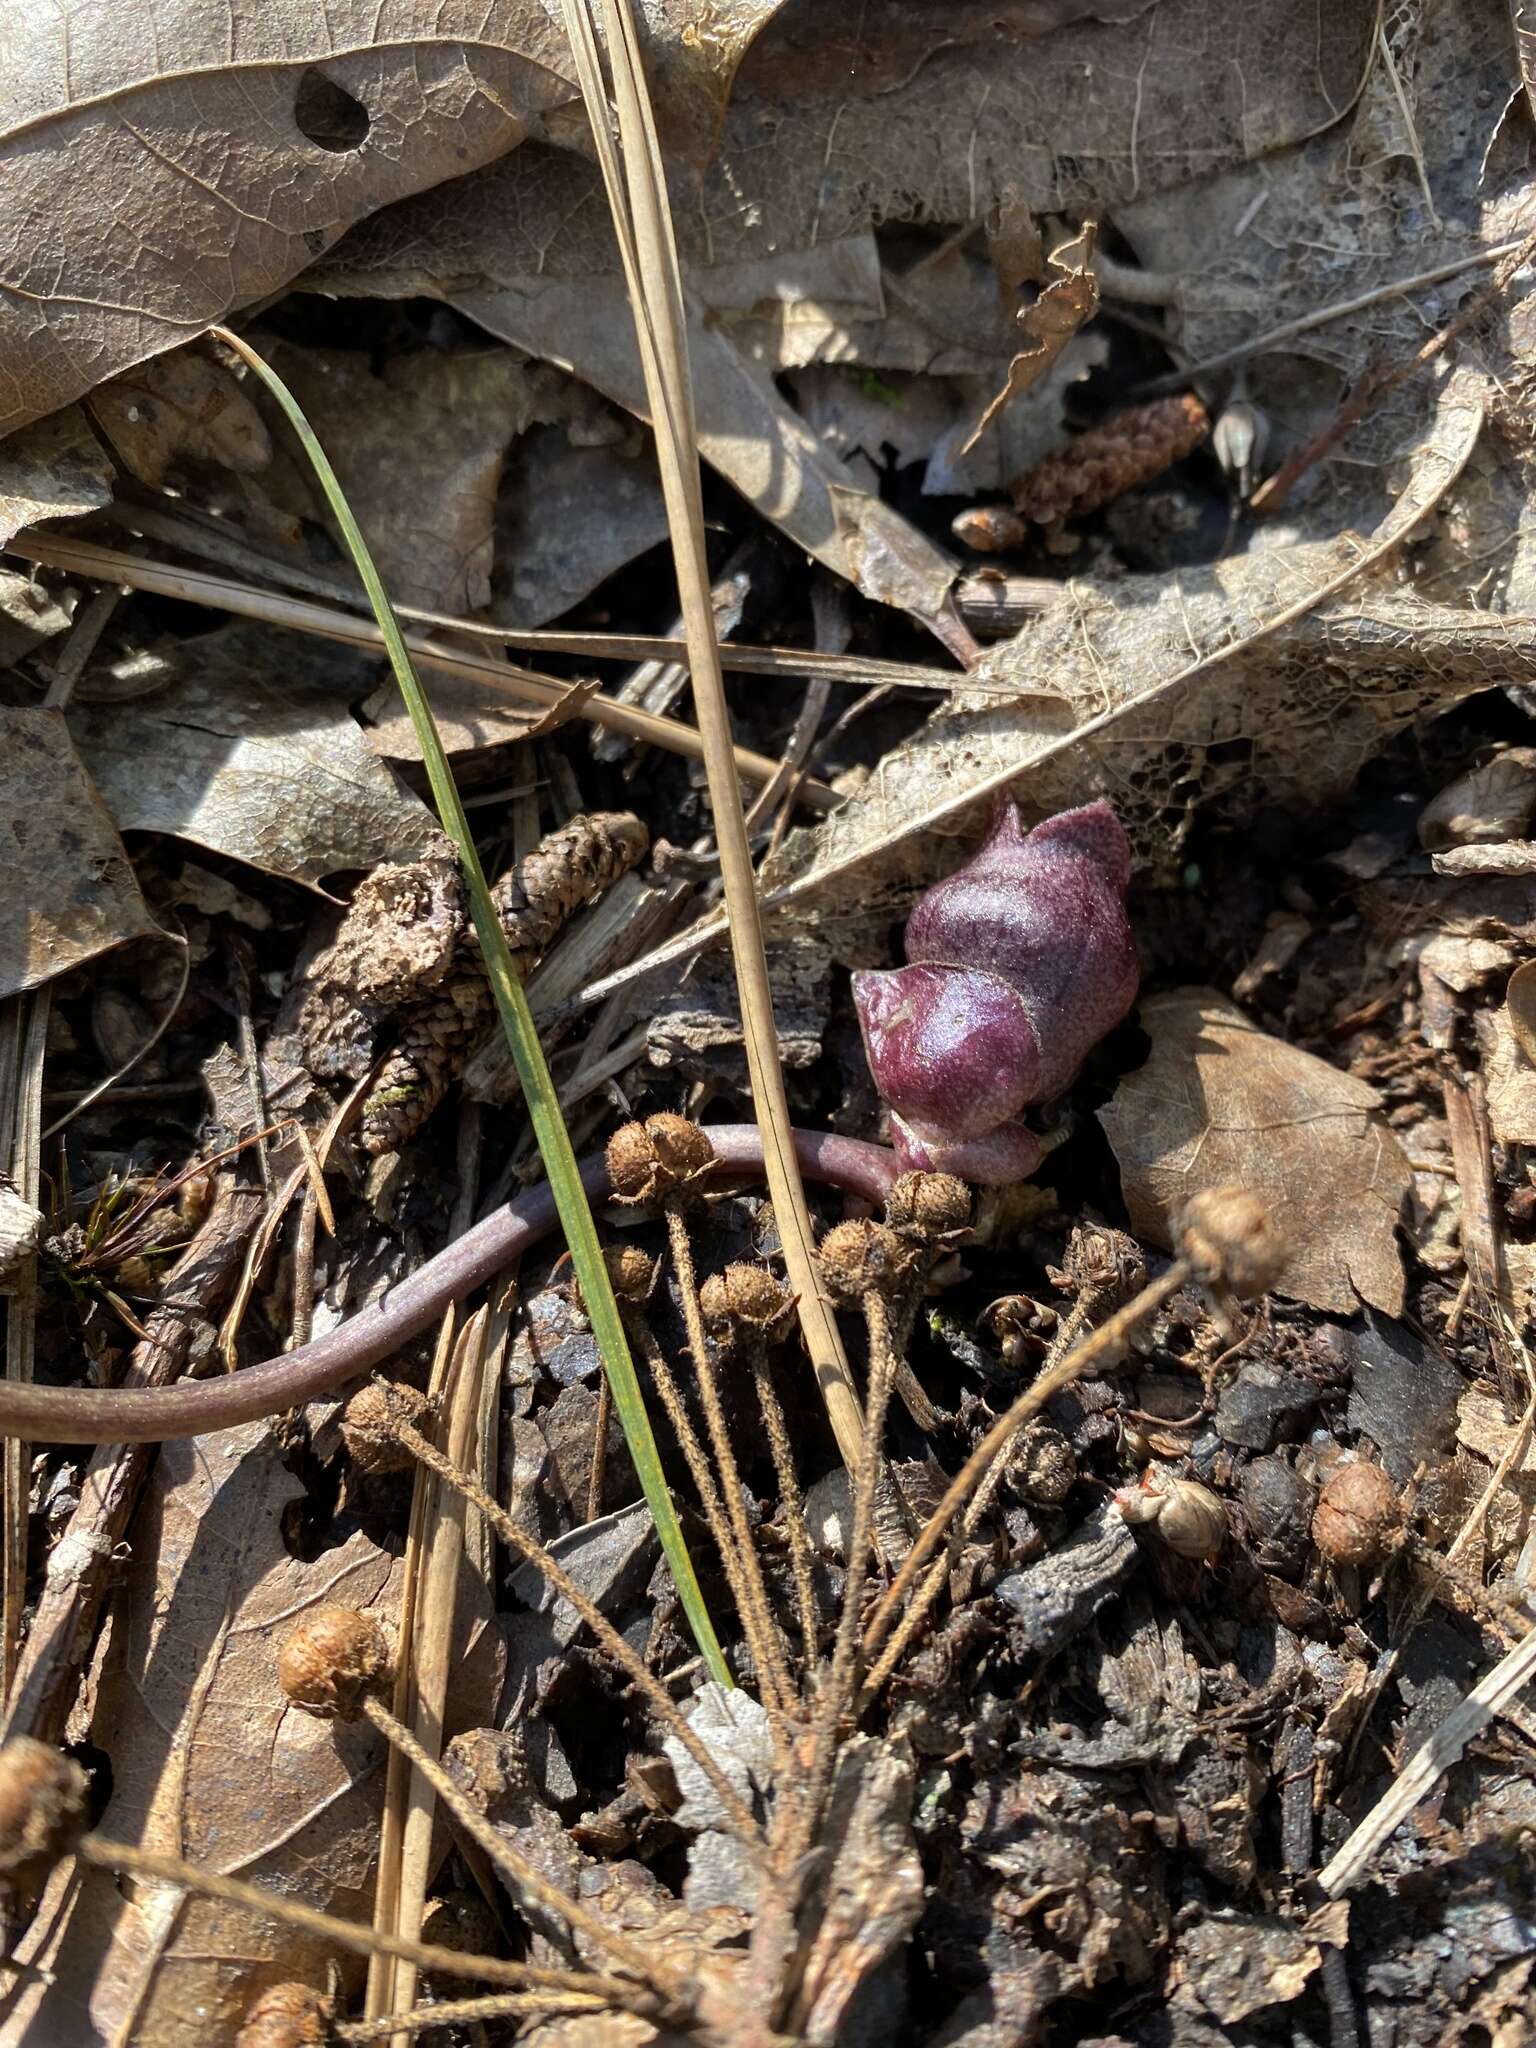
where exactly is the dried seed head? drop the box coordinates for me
[0,1737,87,1892]
[1312,1460,1403,1569]
[339,1379,426,1476]
[1114,1472,1226,1559]
[1178,1187,1285,1300]
[605,1114,715,1205]
[1009,1421,1076,1506]
[818,1219,921,1305]
[277,1605,391,1718]
[885,1171,973,1245]
[1055,1221,1146,1303]
[700,1262,795,1342]
[601,1243,658,1306]
[236,1982,332,2048]
[1154,1478,1227,1560]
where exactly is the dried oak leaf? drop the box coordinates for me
[0,708,162,998]
[256,339,541,615]
[1099,989,1412,1315]
[69,623,436,888]
[88,349,271,488]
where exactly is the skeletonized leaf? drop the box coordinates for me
[1099,989,1412,1315]
[0,708,162,998]
[69,623,436,888]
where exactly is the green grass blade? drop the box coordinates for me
[214,326,731,1687]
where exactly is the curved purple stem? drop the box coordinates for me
[3,1128,897,1445]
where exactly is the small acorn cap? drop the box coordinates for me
[277,1605,391,1719]
[339,1379,427,1476]
[818,1219,920,1306]
[1178,1187,1285,1299]
[0,1736,88,1891]
[1312,1459,1403,1568]
[605,1114,715,1205]
[700,1262,794,1341]
[884,1171,973,1244]
[236,1982,332,2048]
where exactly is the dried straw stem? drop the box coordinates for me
[626,1311,775,1702]
[387,1411,761,1845]
[337,1992,610,2042]
[746,1340,820,1673]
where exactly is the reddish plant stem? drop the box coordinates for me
[0,1130,896,1444]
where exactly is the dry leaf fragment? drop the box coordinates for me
[0,708,162,999]
[6,1422,399,2044]
[259,340,541,615]
[962,223,1101,454]
[88,349,271,489]
[68,624,436,889]
[1099,990,1412,1315]
[0,406,113,549]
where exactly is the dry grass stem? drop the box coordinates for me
[746,1342,820,1672]
[666,1207,794,1718]
[7,529,835,808]
[75,1835,636,2000]
[387,1408,763,1844]
[559,0,864,1482]
[626,1309,776,1707]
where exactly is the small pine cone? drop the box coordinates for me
[492,812,650,973]
[359,812,647,1154]
[1009,393,1209,526]
[359,967,493,1154]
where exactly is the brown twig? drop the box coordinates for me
[0,1129,896,1444]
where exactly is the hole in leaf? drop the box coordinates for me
[293,68,370,152]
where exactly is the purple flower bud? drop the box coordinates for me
[853,799,1138,1184]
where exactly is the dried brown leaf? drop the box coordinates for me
[258,340,541,614]
[0,708,162,999]
[88,350,271,489]
[8,1422,400,2044]
[0,3,580,438]
[1506,959,1536,1066]
[0,406,113,549]
[68,623,436,888]
[329,1,1372,289]
[1099,989,1413,1316]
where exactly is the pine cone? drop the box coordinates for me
[359,812,648,1154]
[1009,392,1209,527]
